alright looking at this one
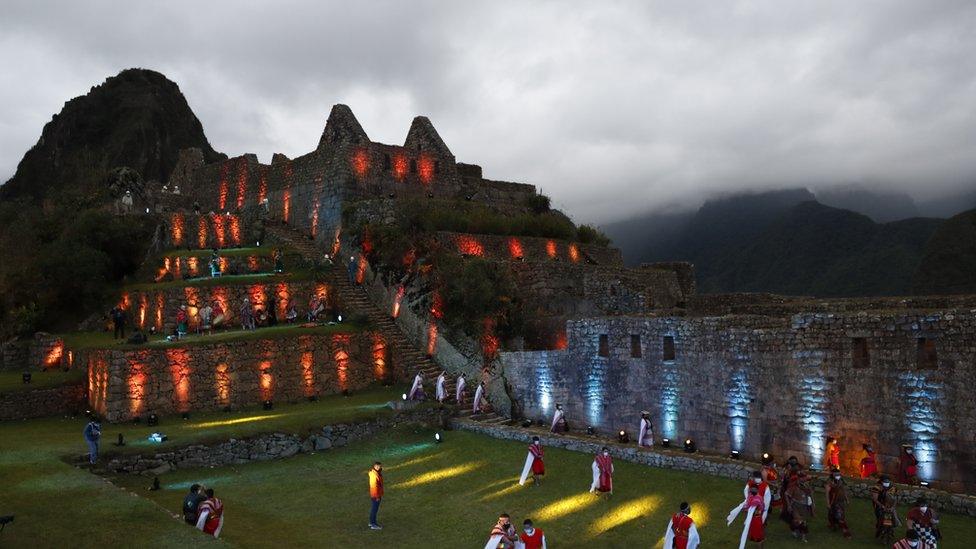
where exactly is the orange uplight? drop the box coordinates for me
[333,334,351,391]
[403,248,417,268]
[248,255,259,273]
[119,292,130,310]
[392,285,405,318]
[554,330,568,350]
[352,149,369,179]
[171,213,185,246]
[219,257,229,273]
[210,286,229,319]
[456,235,484,256]
[236,158,248,209]
[219,162,230,210]
[356,256,368,284]
[155,293,164,331]
[332,227,342,257]
[212,213,226,248]
[215,363,230,407]
[249,284,267,309]
[311,200,319,237]
[187,256,199,277]
[508,238,524,260]
[157,257,172,282]
[546,240,558,259]
[198,216,209,249]
[258,166,268,204]
[184,287,201,329]
[67,350,74,368]
[315,282,330,302]
[372,335,387,381]
[282,189,291,223]
[427,323,438,356]
[482,317,499,360]
[88,354,109,413]
[393,153,408,180]
[229,215,241,245]
[568,243,580,263]
[418,155,435,184]
[259,360,274,401]
[167,348,192,412]
[276,282,290,317]
[126,354,149,418]
[44,341,64,369]
[430,292,444,319]
[138,294,148,329]
[301,351,316,397]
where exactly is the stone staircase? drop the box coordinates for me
[265,223,504,423]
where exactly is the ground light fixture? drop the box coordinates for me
[920,481,931,487]
[182,412,190,420]
[521,419,532,428]
[147,413,159,427]
[263,400,274,410]
[684,439,696,453]
[434,432,442,443]
[586,426,596,436]
[148,432,167,443]
[401,393,408,401]
[22,372,31,384]
[115,433,125,447]
[618,430,630,443]
[730,450,741,459]
[762,452,773,463]
[661,438,671,448]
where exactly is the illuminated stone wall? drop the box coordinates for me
[502,311,976,492]
[87,330,400,422]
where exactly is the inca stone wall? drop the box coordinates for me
[0,383,86,420]
[502,311,976,493]
[87,330,402,422]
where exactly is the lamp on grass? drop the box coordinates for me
[434,432,442,443]
[661,438,671,448]
[115,434,125,447]
[147,413,159,427]
[263,399,274,410]
[683,439,696,453]
[730,450,741,459]
[618,430,630,444]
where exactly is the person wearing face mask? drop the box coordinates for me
[860,443,879,479]
[893,530,924,549]
[743,470,771,523]
[727,485,766,548]
[899,445,919,485]
[825,436,841,471]
[484,513,519,549]
[825,468,852,538]
[589,447,614,496]
[871,475,900,539]
[760,454,783,515]
[638,410,654,448]
[663,502,701,549]
[907,498,940,548]
[778,456,802,523]
[518,436,545,486]
[519,518,547,549]
[783,471,813,542]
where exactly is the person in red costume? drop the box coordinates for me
[860,444,879,479]
[518,436,545,486]
[825,436,841,471]
[195,488,224,538]
[743,470,771,523]
[899,445,919,484]
[590,447,614,496]
[519,518,547,549]
[663,502,701,549]
[727,486,766,548]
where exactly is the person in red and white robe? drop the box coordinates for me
[195,488,224,538]
[638,410,654,447]
[519,519,547,549]
[590,447,613,495]
[727,486,765,548]
[743,470,771,523]
[519,436,545,486]
[473,382,486,414]
[435,370,447,403]
[663,502,700,549]
[484,513,519,549]
[456,373,467,406]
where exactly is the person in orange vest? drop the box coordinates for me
[663,502,700,549]
[825,437,841,471]
[368,461,384,530]
[860,444,879,479]
[519,518,547,549]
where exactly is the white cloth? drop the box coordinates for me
[195,510,224,538]
[663,519,700,549]
[456,376,466,402]
[518,448,538,486]
[435,374,447,402]
[484,535,504,549]
[639,418,653,447]
[549,409,564,432]
[473,384,485,413]
[408,374,423,399]
[726,501,756,549]
[590,459,601,492]
[742,483,771,522]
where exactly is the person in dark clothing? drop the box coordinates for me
[110,306,126,339]
[268,297,278,327]
[83,417,101,464]
[183,484,206,525]
[347,256,358,284]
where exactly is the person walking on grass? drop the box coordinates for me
[484,513,518,549]
[368,461,384,530]
[83,416,101,464]
[519,518,547,549]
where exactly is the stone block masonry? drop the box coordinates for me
[502,311,976,493]
[0,383,86,421]
[87,331,405,422]
[453,419,976,517]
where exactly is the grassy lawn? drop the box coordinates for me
[161,247,272,258]
[0,386,406,548]
[102,426,976,548]
[60,321,366,351]
[0,368,85,394]
[124,268,324,291]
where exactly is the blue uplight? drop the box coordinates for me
[899,370,942,481]
[727,369,750,451]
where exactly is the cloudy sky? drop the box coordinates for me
[2,1,975,223]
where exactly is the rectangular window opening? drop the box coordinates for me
[598,334,609,357]
[852,337,870,368]
[630,335,642,358]
[916,337,938,369]
[662,336,676,361]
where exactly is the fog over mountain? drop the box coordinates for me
[2,1,976,225]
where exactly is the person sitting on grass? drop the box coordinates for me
[182,484,206,526]
[307,296,325,322]
[195,488,224,538]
